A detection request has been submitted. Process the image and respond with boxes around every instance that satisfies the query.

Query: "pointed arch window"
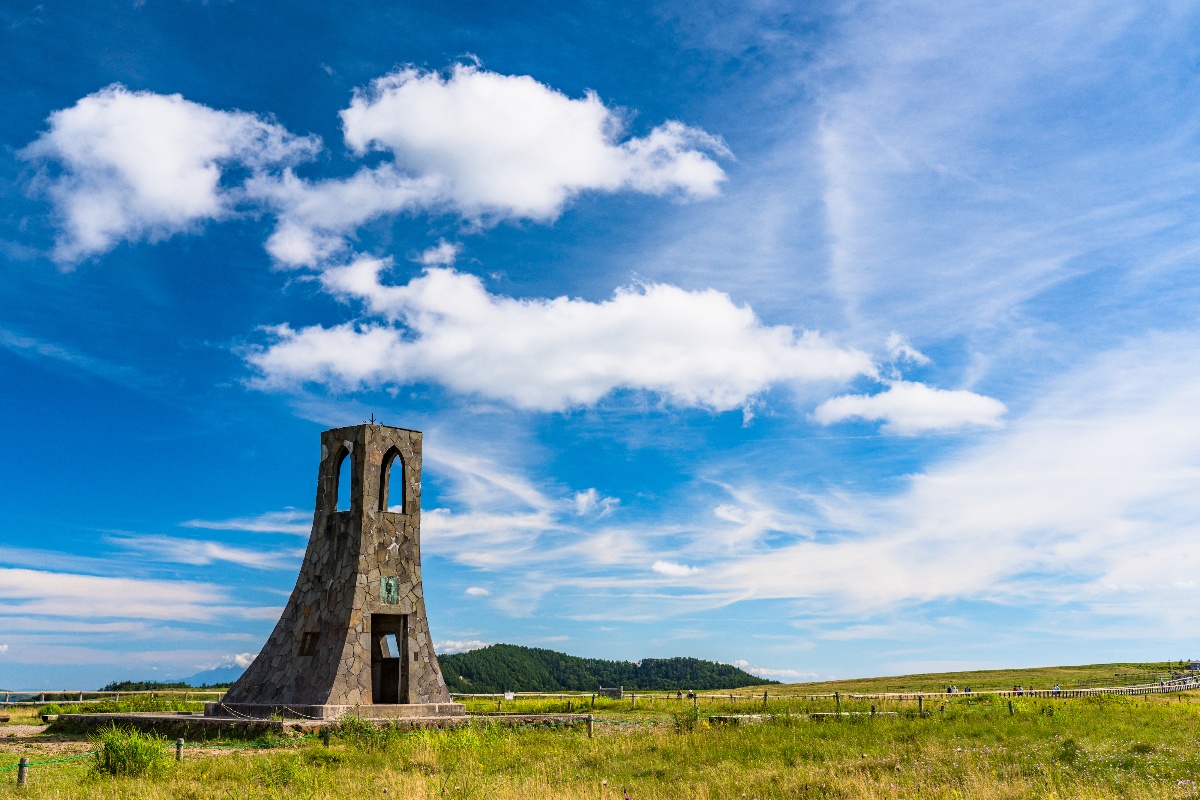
[335,448,352,512]
[380,447,405,513]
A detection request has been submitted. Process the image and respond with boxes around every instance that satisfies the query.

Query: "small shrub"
[1129,742,1155,755]
[254,755,307,788]
[302,748,344,767]
[340,715,400,751]
[1058,738,1080,765]
[39,703,62,716]
[767,712,800,728]
[91,724,171,778]
[673,708,701,732]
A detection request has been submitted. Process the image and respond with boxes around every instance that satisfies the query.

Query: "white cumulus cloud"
[812,380,1006,434]
[247,263,873,411]
[341,64,729,222]
[27,69,726,269]
[23,84,319,263]
[651,560,701,577]
[465,586,491,596]
[436,639,490,654]
[416,240,461,267]
[731,659,814,682]
[254,65,730,266]
[248,165,439,267]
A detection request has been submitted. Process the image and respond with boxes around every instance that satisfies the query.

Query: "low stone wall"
[204,701,466,721]
[52,711,589,736]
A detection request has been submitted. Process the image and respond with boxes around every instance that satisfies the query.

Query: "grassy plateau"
[2,662,1199,799]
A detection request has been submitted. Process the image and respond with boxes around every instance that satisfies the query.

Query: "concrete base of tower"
[204,701,467,722]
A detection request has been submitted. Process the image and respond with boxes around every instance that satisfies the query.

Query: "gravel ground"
[0,725,50,738]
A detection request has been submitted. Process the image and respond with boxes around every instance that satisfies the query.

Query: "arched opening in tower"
[335,449,352,512]
[380,448,405,513]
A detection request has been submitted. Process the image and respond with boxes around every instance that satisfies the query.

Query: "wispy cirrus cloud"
[108,534,305,570]
[574,488,619,517]
[410,330,1200,642]
[181,509,311,536]
[813,0,1200,345]
[0,567,271,622]
[689,332,1200,624]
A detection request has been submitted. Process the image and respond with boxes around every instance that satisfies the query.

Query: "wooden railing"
[1,690,225,706]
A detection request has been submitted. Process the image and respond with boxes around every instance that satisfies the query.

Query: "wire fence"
[5,678,1199,787]
[450,675,1200,705]
[7,674,1193,708]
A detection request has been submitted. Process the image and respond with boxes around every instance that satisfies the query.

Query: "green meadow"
[3,663,1199,799]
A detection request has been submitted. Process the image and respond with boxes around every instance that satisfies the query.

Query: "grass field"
[3,663,1199,799]
[768,662,1187,695]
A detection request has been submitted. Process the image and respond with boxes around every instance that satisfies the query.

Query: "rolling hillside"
[436,643,776,693]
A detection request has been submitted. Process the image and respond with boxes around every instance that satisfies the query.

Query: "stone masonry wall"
[222,424,452,708]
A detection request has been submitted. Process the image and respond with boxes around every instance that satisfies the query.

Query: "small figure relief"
[381,576,400,604]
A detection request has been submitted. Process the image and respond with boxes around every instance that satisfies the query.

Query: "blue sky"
[3,0,1200,689]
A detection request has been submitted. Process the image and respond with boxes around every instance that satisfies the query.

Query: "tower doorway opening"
[371,613,409,704]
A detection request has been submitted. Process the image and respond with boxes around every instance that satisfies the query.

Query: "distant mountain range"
[438,644,777,693]
[181,665,246,686]
[102,644,775,692]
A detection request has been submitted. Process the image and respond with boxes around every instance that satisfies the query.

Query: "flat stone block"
[206,701,467,721]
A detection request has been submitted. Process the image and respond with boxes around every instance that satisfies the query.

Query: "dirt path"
[0,725,49,738]
[0,724,96,759]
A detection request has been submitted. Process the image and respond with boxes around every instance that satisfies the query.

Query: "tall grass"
[5,692,1200,798]
[90,724,172,778]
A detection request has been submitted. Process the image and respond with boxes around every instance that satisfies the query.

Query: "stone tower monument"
[210,424,464,722]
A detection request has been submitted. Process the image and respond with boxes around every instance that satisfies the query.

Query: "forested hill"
[436,644,778,693]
